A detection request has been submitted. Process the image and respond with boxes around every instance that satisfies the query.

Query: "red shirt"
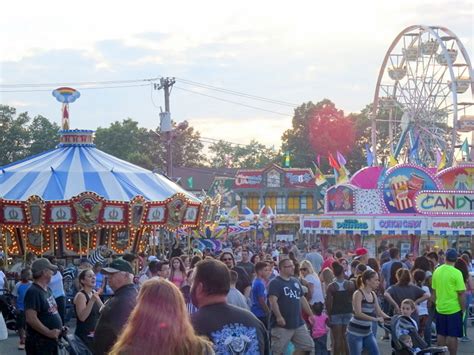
[321,257,335,271]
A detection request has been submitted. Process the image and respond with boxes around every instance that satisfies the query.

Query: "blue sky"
[1,0,472,148]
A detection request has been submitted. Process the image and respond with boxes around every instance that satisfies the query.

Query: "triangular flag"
[328,153,340,170]
[409,134,420,159]
[336,151,347,166]
[437,151,446,172]
[284,151,291,168]
[389,155,398,167]
[312,162,328,186]
[461,138,470,157]
[337,166,349,184]
[187,176,194,188]
[365,144,374,167]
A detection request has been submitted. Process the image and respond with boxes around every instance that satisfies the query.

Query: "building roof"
[173,166,238,191]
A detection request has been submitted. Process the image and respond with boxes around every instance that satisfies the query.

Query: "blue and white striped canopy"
[0,146,200,202]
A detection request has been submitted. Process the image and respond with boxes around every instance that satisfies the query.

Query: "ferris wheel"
[371,25,474,167]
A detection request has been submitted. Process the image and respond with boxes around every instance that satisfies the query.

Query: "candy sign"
[415,191,474,215]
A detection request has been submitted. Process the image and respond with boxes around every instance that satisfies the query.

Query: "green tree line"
[1,100,382,173]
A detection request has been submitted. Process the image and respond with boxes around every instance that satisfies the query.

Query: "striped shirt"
[347,290,376,337]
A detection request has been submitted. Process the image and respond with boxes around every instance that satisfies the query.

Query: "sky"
[1,0,473,150]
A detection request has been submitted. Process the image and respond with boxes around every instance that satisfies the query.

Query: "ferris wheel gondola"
[371,25,474,167]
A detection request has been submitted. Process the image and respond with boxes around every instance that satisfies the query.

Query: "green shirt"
[432,264,466,314]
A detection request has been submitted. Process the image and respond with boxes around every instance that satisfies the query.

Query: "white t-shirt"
[305,273,324,305]
[417,285,430,316]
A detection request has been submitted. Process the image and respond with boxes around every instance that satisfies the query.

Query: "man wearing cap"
[354,248,373,270]
[24,258,63,354]
[432,248,466,355]
[93,258,138,355]
[321,248,336,271]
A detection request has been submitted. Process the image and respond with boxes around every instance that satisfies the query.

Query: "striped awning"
[0,145,199,203]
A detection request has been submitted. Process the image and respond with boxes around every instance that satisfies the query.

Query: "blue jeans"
[463,293,473,337]
[346,332,380,355]
[314,334,328,355]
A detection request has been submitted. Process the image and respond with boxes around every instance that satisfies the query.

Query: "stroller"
[57,329,93,355]
[0,289,17,331]
[381,315,448,354]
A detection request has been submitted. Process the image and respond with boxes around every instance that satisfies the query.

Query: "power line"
[173,86,291,117]
[176,77,297,107]
[0,78,159,88]
[0,83,150,93]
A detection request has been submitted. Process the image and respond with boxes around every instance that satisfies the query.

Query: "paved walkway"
[1,321,474,353]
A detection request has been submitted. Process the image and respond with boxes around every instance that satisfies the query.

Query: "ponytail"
[357,269,377,289]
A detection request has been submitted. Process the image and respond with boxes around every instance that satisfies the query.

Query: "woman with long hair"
[169,257,187,288]
[455,257,474,342]
[384,268,429,315]
[109,278,213,355]
[299,260,324,305]
[347,270,389,355]
[73,268,103,351]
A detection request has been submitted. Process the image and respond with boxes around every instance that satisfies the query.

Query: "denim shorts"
[330,313,352,325]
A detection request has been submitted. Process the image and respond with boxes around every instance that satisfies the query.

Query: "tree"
[207,140,279,168]
[94,119,206,171]
[281,99,357,173]
[0,105,31,166]
[28,115,60,156]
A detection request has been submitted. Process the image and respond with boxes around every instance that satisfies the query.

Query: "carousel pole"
[23,230,27,263]
[86,231,90,259]
[0,228,6,265]
[79,231,82,258]
[40,229,44,257]
[50,227,55,256]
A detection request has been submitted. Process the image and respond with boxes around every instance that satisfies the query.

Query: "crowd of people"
[1,239,473,355]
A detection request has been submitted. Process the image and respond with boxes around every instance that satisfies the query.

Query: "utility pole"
[155,77,176,178]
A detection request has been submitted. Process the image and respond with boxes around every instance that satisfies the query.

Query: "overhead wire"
[175,77,298,107]
[173,86,291,117]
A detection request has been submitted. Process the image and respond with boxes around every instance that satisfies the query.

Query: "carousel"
[0,88,219,260]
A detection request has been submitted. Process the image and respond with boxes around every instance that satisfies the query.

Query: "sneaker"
[460,336,471,342]
[18,343,25,350]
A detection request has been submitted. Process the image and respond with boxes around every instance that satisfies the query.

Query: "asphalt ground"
[1,320,474,354]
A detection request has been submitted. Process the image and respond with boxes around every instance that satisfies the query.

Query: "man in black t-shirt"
[268,258,314,355]
[24,258,63,355]
[191,259,269,355]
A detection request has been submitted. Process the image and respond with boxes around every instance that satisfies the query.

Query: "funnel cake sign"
[415,191,474,215]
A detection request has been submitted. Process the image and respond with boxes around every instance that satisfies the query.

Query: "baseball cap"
[355,247,369,256]
[32,258,58,275]
[445,248,458,262]
[147,255,158,262]
[102,259,134,274]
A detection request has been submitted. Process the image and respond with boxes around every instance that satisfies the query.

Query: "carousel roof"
[0,130,199,203]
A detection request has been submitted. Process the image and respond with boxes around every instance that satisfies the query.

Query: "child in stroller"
[386,314,448,354]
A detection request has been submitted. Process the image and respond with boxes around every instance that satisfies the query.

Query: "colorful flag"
[437,151,446,172]
[389,154,398,167]
[337,166,349,184]
[312,162,327,186]
[365,144,374,167]
[336,151,347,166]
[328,153,340,170]
[187,176,194,188]
[409,134,420,159]
[284,151,291,167]
[461,138,470,157]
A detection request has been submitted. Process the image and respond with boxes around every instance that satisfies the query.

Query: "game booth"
[300,163,474,257]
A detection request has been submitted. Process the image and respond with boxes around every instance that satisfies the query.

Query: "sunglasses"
[300,268,308,271]
[222,258,232,261]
